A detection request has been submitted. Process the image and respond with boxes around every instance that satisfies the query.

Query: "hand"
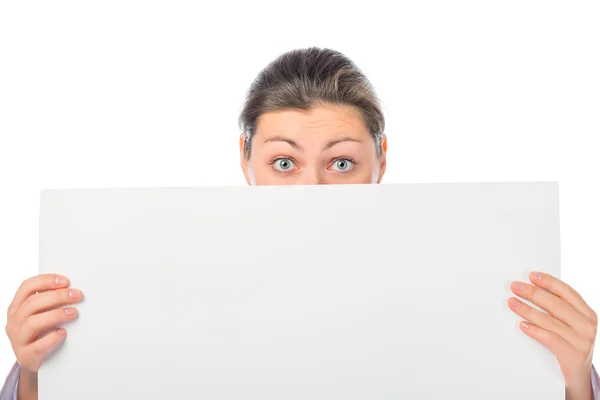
[509,272,597,400]
[4,274,83,399]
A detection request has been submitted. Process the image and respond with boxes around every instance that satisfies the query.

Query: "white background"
[0,0,598,378]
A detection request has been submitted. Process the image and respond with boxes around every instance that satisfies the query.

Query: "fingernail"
[55,276,67,285]
[57,328,67,336]
[521,322,530,329]
[512,281,525,292]
[64,308,76,316]
[68,289,82,299]
[509,298,521,307]
[531,272,542,282]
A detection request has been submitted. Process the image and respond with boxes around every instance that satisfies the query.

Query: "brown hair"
[238,47,385,158]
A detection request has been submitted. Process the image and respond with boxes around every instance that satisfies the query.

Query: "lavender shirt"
[2,360,600,399]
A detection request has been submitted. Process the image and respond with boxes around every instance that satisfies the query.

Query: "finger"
[16,307,78,345]
[519,320,576,362]
[20,328,67,372]
[529,272,597,325]
[508,297,592,353]
[15,288,83,324]
[8,274,70,316]
[511,281,594,338]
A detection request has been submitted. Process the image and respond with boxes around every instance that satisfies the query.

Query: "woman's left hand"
[509,272,597,400]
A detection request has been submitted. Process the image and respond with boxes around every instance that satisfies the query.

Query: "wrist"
[17,368,38,400]
[565,371,593,400]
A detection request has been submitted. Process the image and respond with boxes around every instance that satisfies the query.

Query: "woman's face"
[240,104,387,185]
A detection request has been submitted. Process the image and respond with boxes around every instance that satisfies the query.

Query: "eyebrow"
[262,136,362,151]
[263,136,303,151]
[322,137,362,150]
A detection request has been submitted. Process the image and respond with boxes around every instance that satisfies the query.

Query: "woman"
[2,47,598,400]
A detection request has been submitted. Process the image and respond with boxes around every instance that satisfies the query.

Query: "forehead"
[254,104,370,141]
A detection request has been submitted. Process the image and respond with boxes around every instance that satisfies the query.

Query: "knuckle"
[520,304,532,317]
[5,321,16,338]
[574,336,594,355]
[19,297,34,315]
[587,324,597,341]
[525,322,538,334]
[549,316,562,329]
[524,284,536,297]
[18,279,28,292]
[532,327,546,341]
[7,304,17,317]
[45,273,56,284]
[46,274,62,288]
[542,274,550,287]
[591,310,598,327]
[56,307,70,321]
[19,275,37,292]
[21,317,36,333]
[584,339,594,354]
[61,288,72,302]
[48,288,69,304]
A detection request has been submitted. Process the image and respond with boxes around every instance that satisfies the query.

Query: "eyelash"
[268,156,358,171]
[268,156,297,174]
[331,157,357,166]
[268,156,296,165]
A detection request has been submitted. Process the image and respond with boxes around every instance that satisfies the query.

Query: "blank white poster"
[38,182,563,399]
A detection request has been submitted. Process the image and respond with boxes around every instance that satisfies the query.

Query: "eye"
[330,158,355,172]
[272,158,295,172]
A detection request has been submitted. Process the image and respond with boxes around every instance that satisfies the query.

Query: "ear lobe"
[239,134,246,155]
[377,135,387,184]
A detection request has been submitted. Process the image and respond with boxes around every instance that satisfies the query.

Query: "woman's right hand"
[5,274,83,374]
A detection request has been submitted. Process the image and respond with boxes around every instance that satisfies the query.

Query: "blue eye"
[331,159,354,172]
[273,158,295,172]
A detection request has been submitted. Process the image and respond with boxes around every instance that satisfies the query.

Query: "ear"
[377,135,387,184]
[239,134,252,185]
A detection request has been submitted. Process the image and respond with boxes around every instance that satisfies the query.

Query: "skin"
[240,104,386,185]
[509,273,597,400]
[5,275,82,400]
[5,104,597,400]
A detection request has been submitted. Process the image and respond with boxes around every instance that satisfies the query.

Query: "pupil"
[338,161,346,169]
[281,160,289,169]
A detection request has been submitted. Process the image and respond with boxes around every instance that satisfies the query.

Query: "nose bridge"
[299,164,323,185]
